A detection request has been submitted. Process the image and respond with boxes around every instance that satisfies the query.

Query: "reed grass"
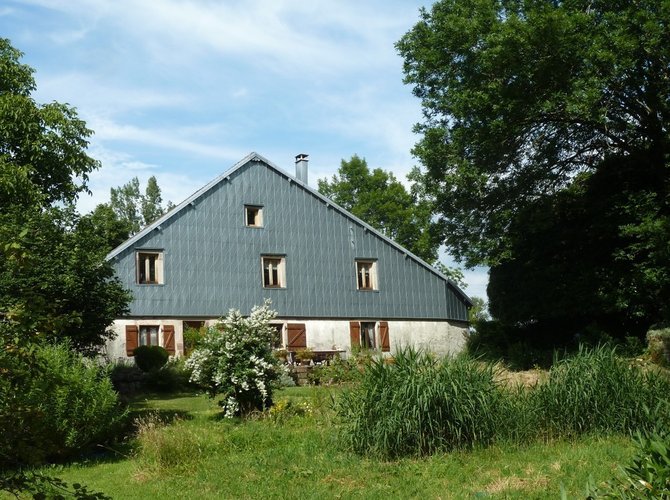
[337,346,670,459]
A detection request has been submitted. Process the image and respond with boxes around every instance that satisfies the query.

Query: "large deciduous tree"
[398,1,670,336]
[318,155,441,264]
[0,38,130,353]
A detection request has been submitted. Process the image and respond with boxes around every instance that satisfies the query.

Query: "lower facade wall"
[105,317,468,361]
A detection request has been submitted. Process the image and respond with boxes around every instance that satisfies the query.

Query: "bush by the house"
[0,340,127,466]
[133,345,169,372]
[145,358,195,393]
[186,300,280,418]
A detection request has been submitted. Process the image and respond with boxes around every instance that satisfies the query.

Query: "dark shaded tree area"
[398,0,670,341]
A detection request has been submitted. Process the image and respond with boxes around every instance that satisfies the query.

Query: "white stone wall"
[106,317,467,360]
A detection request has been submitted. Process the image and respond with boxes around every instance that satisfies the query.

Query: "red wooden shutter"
[125,325,138,356]
[287,323,306,351]
[349,321,361,348]
[379,321,390,352]
[163,325,175,355]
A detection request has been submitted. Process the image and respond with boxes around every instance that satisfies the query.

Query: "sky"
[2,0,488,300]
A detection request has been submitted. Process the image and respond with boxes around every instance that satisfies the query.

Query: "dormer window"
[245,205,263,227]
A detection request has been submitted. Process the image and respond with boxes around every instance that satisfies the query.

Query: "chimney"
[295,153,308,184]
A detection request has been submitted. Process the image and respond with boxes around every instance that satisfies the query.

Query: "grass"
[30,387,637,499]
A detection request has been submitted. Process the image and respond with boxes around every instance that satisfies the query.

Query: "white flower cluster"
[185,300,280,418]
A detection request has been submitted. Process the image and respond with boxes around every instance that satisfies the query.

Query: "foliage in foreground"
[0,337,127,466]
[337,346,670,459]
[186,300,280,417]
[589,431,670,499]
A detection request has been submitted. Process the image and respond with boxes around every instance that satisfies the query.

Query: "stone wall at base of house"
[105,317,468,361]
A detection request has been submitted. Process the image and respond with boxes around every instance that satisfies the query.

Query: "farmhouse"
[104,153,471,360]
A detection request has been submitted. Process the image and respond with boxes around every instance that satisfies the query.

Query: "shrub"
[532,345,670,438]
[647,327,670,367]
[0,341,127,465]
[144,358,195,393]
[336,348,508,458]
[133,345,169,372]
[183,326,207,357]
[186,300,280,418]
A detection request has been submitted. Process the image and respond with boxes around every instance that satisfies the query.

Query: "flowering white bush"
[185,300,280,418]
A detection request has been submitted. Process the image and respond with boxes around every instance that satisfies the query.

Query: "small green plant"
[646,327,670,367]
[272,348,289,362]
[186,300,280,418]
[265,398,312,424]
[588,431,670,498]
[134,413,213,476]
[295,348,314,364]
[183,326,207,357]
[133,345,169,372]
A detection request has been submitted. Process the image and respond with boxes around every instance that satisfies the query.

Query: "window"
[349,321,390,352]
[271,324,284,348]
[245,205,263,227]
[360,322,376,349]
[137,251,164,284]
[356,260,377,290]
[139,325,159,346]
[262,256,285,288]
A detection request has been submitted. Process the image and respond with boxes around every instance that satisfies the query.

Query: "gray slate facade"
[107,153,471,322]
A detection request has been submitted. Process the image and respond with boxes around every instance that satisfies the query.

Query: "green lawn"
[40,387,633,499]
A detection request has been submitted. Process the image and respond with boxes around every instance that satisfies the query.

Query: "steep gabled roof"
[106,152,472,307]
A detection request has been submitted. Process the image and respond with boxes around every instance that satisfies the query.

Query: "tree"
[398,1,670,334]
[318,155,441,264]
[84,203,134,252]
[108,175,172,236]
[397,0,669,267]
[0,38,130,353]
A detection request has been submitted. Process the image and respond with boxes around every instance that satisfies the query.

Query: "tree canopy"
[107,175,173,237]
[0,38,130,353]
[318,155,440,264]
[398,1,670,335]
[397,0,669,267]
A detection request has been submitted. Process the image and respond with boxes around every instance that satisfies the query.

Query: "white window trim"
[136,250,164,285]
[261,255,286,288]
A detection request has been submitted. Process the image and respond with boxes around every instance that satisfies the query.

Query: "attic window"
[356,260,377,291]
[245,205,263,227]
[137,251,164,284]
[262,256,285,288]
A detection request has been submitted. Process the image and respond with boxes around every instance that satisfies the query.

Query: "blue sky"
[2,0,488,299]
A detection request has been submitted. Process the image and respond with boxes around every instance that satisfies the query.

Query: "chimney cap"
[295,153,309,162]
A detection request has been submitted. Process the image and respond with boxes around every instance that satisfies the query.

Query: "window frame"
[261,255,286,289]
[138,325,160,347]
[355,259,378,291]
[244,205,264,228]
[136,250,164,285]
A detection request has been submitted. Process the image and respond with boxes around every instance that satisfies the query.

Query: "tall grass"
[337,346,670,459]
[533,345,670,438]
[336,348,507,457]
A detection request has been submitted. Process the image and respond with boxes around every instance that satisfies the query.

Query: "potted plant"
[273,348,289,363]
[295,348,315,366]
